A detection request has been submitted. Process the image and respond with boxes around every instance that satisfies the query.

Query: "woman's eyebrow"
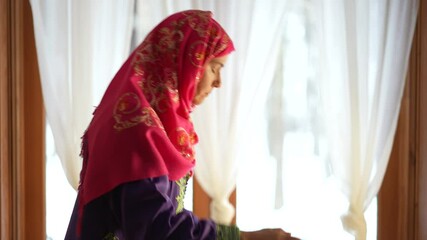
[211,60,224,68]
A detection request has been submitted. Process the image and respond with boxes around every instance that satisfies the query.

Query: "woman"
[65,10,297,240]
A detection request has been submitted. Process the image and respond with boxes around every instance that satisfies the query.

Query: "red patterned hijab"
[77,10,234,218]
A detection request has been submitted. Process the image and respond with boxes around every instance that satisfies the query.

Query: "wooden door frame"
[416,0,427,237]
[0,0,13,238]
[378,2,426,240]
[0,0,45,239]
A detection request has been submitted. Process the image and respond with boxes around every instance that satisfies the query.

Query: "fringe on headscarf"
[76,130,89,236]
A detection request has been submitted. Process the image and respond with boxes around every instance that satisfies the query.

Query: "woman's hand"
[240,228,300,240]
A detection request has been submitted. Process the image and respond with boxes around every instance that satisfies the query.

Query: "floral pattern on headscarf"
[113,10,234,160]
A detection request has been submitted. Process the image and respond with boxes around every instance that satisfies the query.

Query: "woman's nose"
[213,76,222,88]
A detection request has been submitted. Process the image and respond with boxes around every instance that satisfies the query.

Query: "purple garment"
[65,176,217,240]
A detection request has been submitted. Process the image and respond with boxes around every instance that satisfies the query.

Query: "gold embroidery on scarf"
[132,36,159,77]
[189,132,198,145]
[176,130,189,146]
[158,27,184,53]
[113,93,164,131]
[181,11,211,37]
[164,69,179,103]
[135,71,178,113]
[175,174,191,214]
[132,26,182,113]
[103,232,119,240]
[213,33,230,56]
[189,41,208,67]
[141,107,164,128]
[175,128,195,159]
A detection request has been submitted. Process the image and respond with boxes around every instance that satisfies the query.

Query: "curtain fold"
[192,0,289,225]
[314,0,419,239]
[30,0,135,189]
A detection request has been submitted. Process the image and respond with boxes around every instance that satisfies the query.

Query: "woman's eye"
[211,67,216,73]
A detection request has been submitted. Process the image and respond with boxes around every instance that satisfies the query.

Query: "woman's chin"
[192,97,205,106]
[192,100,202,106]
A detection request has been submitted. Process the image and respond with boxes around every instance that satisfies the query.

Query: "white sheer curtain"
[235,4,355,238]
[30,0,135,189]
[192,1,289,225]
[314,1,419,239]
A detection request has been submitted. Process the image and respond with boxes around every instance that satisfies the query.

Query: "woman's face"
[192,55,229,105]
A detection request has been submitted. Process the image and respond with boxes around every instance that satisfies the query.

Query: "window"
[236,6,377,240]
